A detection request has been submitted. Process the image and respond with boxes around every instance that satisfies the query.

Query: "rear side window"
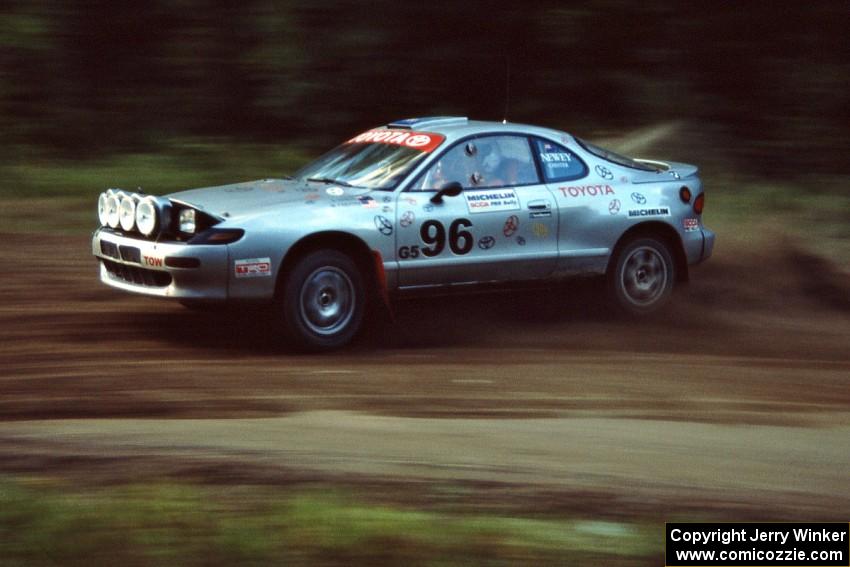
[533,138,587,182]
[575,138,659,172]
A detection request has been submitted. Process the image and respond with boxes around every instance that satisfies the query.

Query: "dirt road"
[2,231,849,518]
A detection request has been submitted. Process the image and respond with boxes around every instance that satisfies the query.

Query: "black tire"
[607,236,675,315]
[278,249,366,351]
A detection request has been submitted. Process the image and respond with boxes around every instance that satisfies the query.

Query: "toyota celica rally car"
[92,116,715,350]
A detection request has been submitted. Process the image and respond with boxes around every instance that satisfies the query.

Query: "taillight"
[679,186,692,204]
[693,193,705,215]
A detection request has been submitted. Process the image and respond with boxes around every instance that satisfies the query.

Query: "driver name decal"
[464,189,520,214]
[346,129,445,153]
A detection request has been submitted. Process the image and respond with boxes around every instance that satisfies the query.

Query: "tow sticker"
[141,255,163,267]
[235,257,272,278]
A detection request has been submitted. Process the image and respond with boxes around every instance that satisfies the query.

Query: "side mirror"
[430,181,463,204]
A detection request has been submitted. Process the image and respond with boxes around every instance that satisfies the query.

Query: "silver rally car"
[92,116,715,349]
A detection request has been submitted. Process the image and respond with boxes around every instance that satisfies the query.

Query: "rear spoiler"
[633,159,699,182]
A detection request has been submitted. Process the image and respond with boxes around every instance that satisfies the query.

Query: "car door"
[396,134,559,288]
[530,136,627,275]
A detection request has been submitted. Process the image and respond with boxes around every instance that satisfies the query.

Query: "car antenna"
[502,56,510,124]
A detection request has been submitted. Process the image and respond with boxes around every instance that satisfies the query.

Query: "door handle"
[527,200,551,210]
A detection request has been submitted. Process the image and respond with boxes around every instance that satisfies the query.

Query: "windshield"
[294,131,444,190]
[576,138,660,172]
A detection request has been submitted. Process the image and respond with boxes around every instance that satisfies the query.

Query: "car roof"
[383,116,573,144]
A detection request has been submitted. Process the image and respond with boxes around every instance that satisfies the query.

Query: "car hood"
[166,179,372,218]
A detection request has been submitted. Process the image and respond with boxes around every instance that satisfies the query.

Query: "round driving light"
[106,192,121,228]
[97,192,110,226]
[136,197,158,236]
[119,194,137,231]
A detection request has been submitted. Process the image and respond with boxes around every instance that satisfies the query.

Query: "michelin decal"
[465,189,520,214]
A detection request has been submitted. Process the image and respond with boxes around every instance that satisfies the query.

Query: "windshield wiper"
[306,177,353,187]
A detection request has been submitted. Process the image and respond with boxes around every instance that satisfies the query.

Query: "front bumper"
[680,222,715,266]
[92,228,229,300]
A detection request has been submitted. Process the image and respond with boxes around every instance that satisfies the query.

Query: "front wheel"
[607,237,675,315]
[278,250,366,351]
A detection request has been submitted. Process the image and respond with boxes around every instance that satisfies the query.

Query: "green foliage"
[0,140,310,199]
[0,2,847,175]
[705,177,850,265]
[0,140,311,233]
[0,478,657,566]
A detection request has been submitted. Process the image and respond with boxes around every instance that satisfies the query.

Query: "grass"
[703,176,850,266]
[0,140,310,201]
[0,477,658,566]
[0,141,310,234]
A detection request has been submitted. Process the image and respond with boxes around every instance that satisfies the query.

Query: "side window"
[410,135,540,191]
[533,138,587,183]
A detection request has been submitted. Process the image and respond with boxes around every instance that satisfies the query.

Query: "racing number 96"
[398,219,474,259]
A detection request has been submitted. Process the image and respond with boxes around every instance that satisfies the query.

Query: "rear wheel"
[278,249,365,350]
[607,237,675,315]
